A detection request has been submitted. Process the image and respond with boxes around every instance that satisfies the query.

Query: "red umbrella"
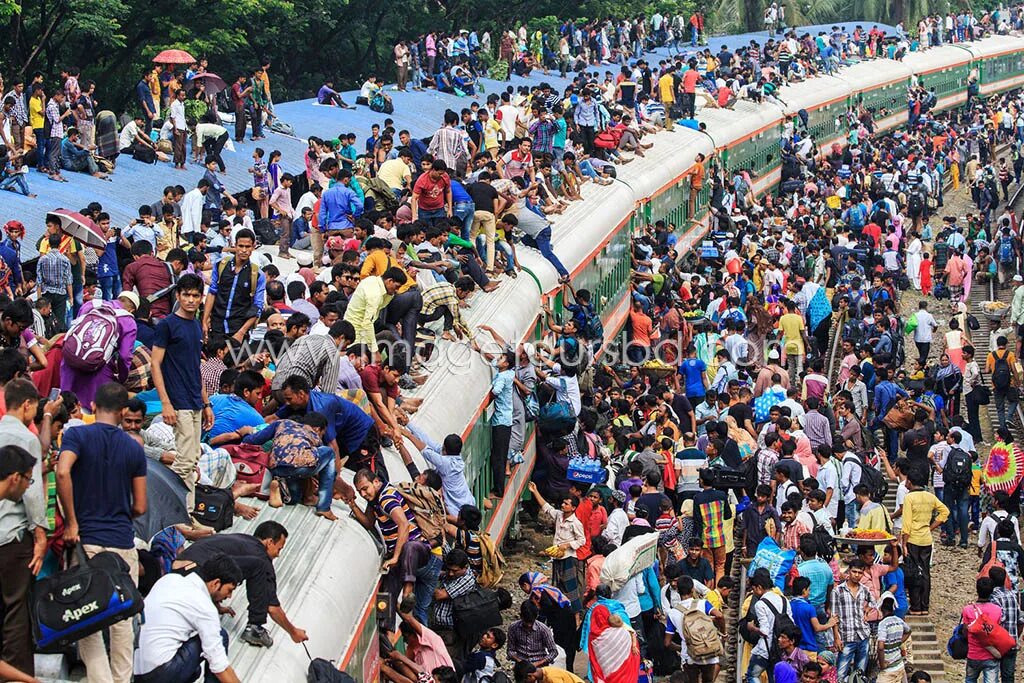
[185,72,228,96]
[46,210,104,249]
[152,49,196,65]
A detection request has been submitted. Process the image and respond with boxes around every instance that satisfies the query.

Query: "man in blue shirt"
[679,345,708,401]
[206,370,267,444]
[873,366,908,459]
[276,375,384,486]
[318,166,363,235]
[403,422,475,514]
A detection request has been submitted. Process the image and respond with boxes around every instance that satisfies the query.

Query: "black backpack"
[907,191,924,217]
[763,596,796,663]
[811,520,837,559]
[992,349,1012,391]
[739,594,761,644]
[842,319,865,344]
[943,448,973,491]
[193,484,234,531]
[844,453,888,503]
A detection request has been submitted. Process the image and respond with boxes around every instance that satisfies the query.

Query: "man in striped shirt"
[693,468,732,584]
[270,320,353,396]
[420,277,475,340]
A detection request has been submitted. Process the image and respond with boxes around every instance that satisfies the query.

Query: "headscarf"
[519,571,571,609]
[297,267,317,287]
[774,662,799,683]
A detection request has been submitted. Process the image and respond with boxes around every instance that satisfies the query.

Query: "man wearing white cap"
[875,592,910,683]
[1011,274,1024,358]
[753,349,789,397]
[59,292,139,411]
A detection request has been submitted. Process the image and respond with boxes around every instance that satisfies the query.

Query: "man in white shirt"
[978,491,1021,548]
[746,572,791,680]
[911,300,938,365]
[180,179,210,239]
[841,450,863,528]
[603,491,630,546]
[169,88,188,169]
[134,555,244,683]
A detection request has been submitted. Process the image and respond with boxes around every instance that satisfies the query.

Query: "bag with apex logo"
[31,546,144,652]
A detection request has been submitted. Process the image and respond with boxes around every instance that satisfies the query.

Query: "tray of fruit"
[833,530,896,544]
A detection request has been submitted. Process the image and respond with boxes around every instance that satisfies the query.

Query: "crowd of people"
[0,8,1022,683]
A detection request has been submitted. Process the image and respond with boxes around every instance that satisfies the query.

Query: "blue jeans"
[273,446,336,512]
[1000,649,1016,683]
[745,653,770,683]
[413,552,443,624]
[966,658,1000,683]
[418,207,447,224]
[134,630,227,683]
[837,638,869,682]
[479,236,516,274]
[99,275,120,301]
[945,489,970,545]
[0,173,30,195]
[845,500,859,528]
[521,226,569,278]
[453,201,474,240]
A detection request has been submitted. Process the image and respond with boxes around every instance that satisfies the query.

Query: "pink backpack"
[63,302,126,372]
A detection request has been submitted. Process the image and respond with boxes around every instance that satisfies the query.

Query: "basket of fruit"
[981,300,1010,322]
[833,529,896,545]
[641,359,675,380]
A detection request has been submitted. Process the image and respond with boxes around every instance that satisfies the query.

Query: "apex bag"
[64,302,130,372]
[31,546,144,652]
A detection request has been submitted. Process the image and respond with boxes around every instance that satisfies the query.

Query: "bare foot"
[235,502,260,520]
[482,282,500,293]
[302,496,318,507]
[315,510,339,521]
[269,480,283,508]
[233,482,261,498]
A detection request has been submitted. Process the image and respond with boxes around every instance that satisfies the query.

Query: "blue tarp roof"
[3,20,895,259]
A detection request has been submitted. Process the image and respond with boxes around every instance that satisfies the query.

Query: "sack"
[947,623,969,660]
[193,484,234,531]
[453,587,503,639]
[307,658,355,683]
[844,453,888,503]
[64,302,126,372]
[965,603,1017,657]
[682,602,724,658]
[971,384,991,406]
[132,145,156,164]
[253,218,279,245]
[883,400,915,431]
[977,540,1014,588]
[396,481,447,545]
[904,313,918,334]
[477,531,505,588]
[748,537,795,590]
[943,448,972,491]
[223,444,270,485]
[992,349,1012,391]
[31,546,144,653]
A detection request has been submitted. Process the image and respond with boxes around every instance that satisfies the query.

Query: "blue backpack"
[1000,236,1015,264]
[537,379,576,437]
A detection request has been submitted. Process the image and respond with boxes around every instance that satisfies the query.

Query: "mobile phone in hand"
[48,388,60,401]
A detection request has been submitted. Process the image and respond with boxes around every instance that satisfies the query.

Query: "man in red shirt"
[411,158,452,224]
[681,59,700,118]
[230,74,252,142]
[121,240,173,319]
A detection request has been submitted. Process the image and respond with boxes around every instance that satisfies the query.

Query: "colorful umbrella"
[152,49,196,65]
[983,442,1024,493]
[46,209,104,248]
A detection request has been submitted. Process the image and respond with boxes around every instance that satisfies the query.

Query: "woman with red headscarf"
[585,602,640,683]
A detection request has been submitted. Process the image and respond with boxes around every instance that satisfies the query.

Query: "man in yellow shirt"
[342,268,406,349]
[854,484,894,554]
[778,300,808,384]
[658,66,676,131]
[900,468,948,615]
[513,662,585,683]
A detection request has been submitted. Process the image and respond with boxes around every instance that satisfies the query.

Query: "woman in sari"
[584,601,640,683]
[935,352,964,418]
[907,231,924,290]
[519,571,579,670]
[944,317,969,372]
[694,321,722,389]
[962,251,974,302]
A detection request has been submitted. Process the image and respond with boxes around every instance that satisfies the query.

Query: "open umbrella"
[984,442,1024,493]
[153,49,196,65]
[133,460,191,542]
[46,209,104,248]
[185,72,228,96]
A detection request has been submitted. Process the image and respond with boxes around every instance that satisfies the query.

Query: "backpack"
[477,531,505,588]
[811,520,836,559]
[216,257,259,295]
[682,602,724,658]
[992,349,1012,391]
[999,236,1015,264]
[907,191,924,216]
[452,587,503,639]
[192,484,234,531]
[763,596,796,663]
[369,93,394,114]
[844,453,888,503]
[943,448,972,491]
[132,145,157,164]
[841,318,864,344]
[395,481,447,545]
[738,595,761,644]
[537,379,577,437]
[63,302,128,372]
[581,310,604,347]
